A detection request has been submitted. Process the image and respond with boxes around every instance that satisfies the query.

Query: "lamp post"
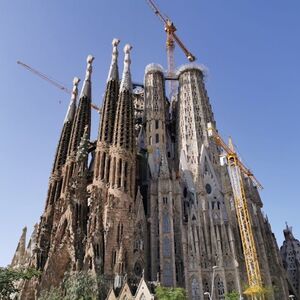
[289,295,295,300]
[211,265,218,300]
[204,291,212,300]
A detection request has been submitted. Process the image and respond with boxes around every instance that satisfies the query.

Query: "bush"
[155,286,187,300]
[225,290,240,300]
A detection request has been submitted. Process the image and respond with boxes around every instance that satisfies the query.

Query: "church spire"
[107,38,120,82]
[64,77,80,124]
[120,44,132,92]
[112,44,134,152]
[68,55,94,156]
[11,227,27,268]
[98,38,120,143]
[80,55,94,100]
[52,77,80,173]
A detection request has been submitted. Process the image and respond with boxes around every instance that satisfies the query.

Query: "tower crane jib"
[17,60,100,113]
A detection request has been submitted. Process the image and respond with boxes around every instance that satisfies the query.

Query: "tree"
[0,267,40,300]
[155,286,187,300]
[62,271,98,300]
[225,290,240,300]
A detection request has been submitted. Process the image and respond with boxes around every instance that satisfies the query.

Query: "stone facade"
[11,39,290,300]
[280,225,300,299]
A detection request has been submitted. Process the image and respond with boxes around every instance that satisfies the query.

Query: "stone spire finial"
[120,44,132,92]
[80,55,94,99]
[107,38,120,82]
[64,77,80,124]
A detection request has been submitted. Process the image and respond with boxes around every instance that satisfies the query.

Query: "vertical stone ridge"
[98,38,120,143]
[52,77,80,173]
[68,55,94,157]
[102,44,137,284]
[119,44,132,92]
[113,44,134,152]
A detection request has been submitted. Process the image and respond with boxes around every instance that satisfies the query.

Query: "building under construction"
[10,36,291,299]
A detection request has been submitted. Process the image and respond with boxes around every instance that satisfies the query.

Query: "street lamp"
[211,265,218,300]
[289,295,295,300]
[204,291,212,300]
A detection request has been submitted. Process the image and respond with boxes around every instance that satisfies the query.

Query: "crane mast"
[207,123,264,299]
[145,0,196,98]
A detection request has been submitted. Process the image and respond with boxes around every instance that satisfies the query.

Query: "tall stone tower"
[103,43,136,283]
[280,224,300,299]
[144,64,177,286]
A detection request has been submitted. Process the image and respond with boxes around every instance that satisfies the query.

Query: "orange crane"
[145,0,196,96]
[17,61,100,112]
[207,122,265,299]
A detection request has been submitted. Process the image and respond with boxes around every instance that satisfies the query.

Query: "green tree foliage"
[39,287,63,300]
[0,267,40,300]
[225,290,240,300]
[63,271,98,300]
[155,286,187,300]
[39,271,99,300]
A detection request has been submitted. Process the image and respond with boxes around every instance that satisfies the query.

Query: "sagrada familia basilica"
[10,38,299,299]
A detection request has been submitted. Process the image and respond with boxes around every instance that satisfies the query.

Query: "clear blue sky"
[0,1,299,267]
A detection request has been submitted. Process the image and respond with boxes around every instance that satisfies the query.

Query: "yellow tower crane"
[207,122,265,300]
[145,0,196,97]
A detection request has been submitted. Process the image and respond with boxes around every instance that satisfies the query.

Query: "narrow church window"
[96,243,100,257]
[156,134,159,143]
[163,237,171,257]
[118,159,122,187]
[117,223,123,244]
[106,157,110,182]
[112,250,116,266]
[149,136,152,145]
[163,213,170,233]
[163,262,173,286]
[155,119,159,129]
[124,162,128,190]
[101,152,106,180]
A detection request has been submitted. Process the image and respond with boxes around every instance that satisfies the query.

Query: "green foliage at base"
[39,287,63,300]
[39,271,106,300]
[155,286,187,300]
[225,290,240,300]
[0,267,40,300]
[63,271,98,300]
